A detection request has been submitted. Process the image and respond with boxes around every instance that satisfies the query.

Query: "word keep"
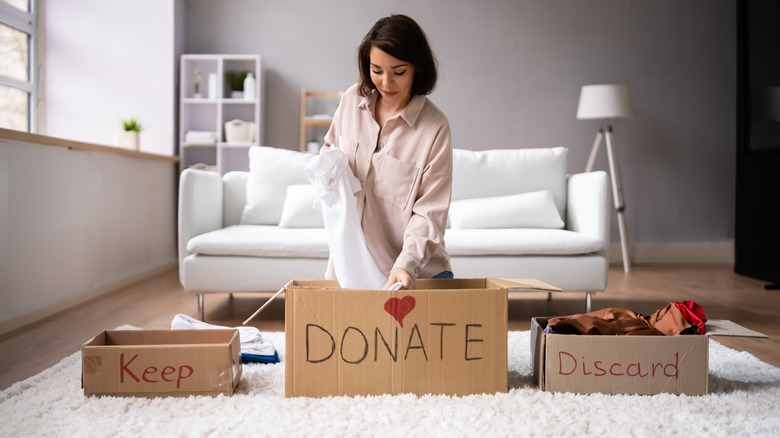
[119,353,194,388]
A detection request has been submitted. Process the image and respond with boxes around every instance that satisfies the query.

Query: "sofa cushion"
[188,226,601,258]
[240,146,317,225]
[448,190,564,229]
[278,184,324,228]
[187,225,329,258]
[452,147,568,214]
[444,228,603,256]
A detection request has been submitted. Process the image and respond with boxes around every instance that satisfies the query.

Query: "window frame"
[0,0,38,132]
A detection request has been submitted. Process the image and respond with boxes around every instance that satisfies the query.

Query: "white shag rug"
[1,329,779,437]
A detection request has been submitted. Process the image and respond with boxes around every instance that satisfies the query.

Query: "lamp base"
[586,125,631,273]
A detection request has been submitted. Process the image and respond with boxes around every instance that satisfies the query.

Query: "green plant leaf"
[121,117,143,132]
[225,70,249,91]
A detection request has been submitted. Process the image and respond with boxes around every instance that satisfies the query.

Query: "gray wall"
[184,0,736,246]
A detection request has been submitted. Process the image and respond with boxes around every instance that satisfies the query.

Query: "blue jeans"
[432,270,454,279]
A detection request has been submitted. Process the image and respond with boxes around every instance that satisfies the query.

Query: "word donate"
[305,322,486,364]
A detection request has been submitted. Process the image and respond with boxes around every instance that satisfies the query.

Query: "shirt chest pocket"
[373,154,420,210]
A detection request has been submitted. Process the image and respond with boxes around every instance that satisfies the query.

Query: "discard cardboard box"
[531,317,767,395]
[82,329,242,397]
[284,278,558,398]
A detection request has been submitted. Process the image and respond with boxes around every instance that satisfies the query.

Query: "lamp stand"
[585,125,631,273]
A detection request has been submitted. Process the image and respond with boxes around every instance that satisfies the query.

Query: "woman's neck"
[375,94,409,128]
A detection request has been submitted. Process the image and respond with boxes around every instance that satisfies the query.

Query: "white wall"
[184,0,737,247]
[43,0,177,156]
[0,0,182,334]
[0,140,177,333]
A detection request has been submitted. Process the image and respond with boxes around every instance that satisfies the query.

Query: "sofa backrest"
[225,146,570,227]
[452,147,568,214]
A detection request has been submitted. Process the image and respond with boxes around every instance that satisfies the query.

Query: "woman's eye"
[371,70,382,75]
[394,70,407,76]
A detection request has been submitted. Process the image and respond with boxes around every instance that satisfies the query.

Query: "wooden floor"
[1,264,778,391]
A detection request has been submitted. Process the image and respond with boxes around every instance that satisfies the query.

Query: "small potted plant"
[115,117,143,150]
[193,69,202,98]
[225,70,248,98]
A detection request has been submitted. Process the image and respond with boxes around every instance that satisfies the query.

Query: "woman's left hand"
[385,268,413,290]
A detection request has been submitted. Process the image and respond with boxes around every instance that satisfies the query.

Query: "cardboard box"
[531,317,767,395]
[82,329,242,397]
[284,278,558,398]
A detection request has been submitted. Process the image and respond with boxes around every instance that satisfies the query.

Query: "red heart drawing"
[384,296,416,327]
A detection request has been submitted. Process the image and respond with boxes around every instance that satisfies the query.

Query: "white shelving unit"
[179,54,262,174]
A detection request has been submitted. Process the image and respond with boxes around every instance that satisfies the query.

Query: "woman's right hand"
[384,268,413,290]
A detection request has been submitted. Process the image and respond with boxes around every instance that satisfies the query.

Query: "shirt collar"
[359,89,426,128]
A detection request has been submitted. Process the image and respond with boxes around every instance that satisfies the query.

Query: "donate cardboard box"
[280,278,558,398]
[82,329,242,397]
[531,317,767,395]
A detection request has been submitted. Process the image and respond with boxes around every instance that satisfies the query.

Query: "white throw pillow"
[278,185,324,228]
[448,190,564,229]
[452,147,568,214]
[240,146,317,225]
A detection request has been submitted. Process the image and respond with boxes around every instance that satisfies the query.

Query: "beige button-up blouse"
[324,84,452,280]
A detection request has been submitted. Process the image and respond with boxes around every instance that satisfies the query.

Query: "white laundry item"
[305,147,387,290]
[184,131,218,144]
[388,281,404,291]
[185,130,217,139]
[170,313,276,356]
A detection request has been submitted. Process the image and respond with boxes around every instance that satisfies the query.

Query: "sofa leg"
[229,293,234,300]
[197,293,205,321]
[547,292,553,302]
[585,292,592,313]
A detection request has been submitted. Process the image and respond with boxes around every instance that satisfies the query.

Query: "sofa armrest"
[566,171,611,257]
[178,169,224,284]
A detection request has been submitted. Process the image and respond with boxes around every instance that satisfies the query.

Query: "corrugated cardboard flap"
[492,278,561,292]
[706,320,768,338]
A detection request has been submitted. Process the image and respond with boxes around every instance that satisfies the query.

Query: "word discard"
[556,351,680,379]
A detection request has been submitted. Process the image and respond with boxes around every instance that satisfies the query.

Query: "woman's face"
[369,46,415,108]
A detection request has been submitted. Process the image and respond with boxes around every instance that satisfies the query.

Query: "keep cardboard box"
[531,317,767,395]
[82,329,242,397]
[283,278,559,398]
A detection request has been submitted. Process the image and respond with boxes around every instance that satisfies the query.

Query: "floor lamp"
[577,84,634,273]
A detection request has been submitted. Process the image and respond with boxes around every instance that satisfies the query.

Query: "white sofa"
[178,146,610,320]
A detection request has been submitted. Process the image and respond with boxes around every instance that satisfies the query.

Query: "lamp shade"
[576,84,634,120]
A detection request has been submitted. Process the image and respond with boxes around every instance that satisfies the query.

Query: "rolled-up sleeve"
[394,123,452,278]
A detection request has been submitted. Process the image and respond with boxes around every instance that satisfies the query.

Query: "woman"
[324,14,453,290]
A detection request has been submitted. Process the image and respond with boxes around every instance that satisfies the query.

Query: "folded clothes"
[171,314,279,362]
[184,131,218,143]
[242,351,280,364]
[185,130,218,138]
[545,301,707,336]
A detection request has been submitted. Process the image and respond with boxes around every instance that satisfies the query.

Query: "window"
[0,0,36,132]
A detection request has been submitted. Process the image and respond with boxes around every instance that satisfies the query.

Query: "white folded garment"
[305,147,387,290]
[170,313,276,356]
[186,130,217,138]
[184,131,218,142]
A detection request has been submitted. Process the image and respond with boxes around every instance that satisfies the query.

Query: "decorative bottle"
[244,73,256,100]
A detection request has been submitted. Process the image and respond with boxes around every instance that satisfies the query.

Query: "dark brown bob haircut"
[357,14,438,97]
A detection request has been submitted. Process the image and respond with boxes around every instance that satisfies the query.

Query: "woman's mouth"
[382,90,398,97]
